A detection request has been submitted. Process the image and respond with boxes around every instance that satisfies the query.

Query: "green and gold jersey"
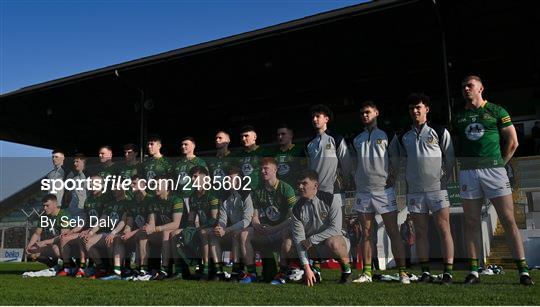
[252,180,296,226]
[97,162,118,179]
[207,151,233,180]
[238,146,267,190]
[189,191,220,228]
[100,200,128,233]
[273,143,306,186]
[173,156,208,196]
[116,162,139,200]
[139,156,173,181]
[453,101,512,169]
[128,193,153,230]
[41,209,71,239]
[84,193,109,224]
[149,194,184,226]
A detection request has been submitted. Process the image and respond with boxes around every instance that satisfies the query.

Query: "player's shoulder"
[325,129,345,144]
[316,190,334,208]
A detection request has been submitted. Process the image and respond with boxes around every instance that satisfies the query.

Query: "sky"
[0,0,365,200]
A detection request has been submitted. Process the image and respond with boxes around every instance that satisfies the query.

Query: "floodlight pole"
[432,0,452,125]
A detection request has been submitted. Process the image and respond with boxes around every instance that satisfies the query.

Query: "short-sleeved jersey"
[116,162,139,200]
[273,144,306,186]
[238,146,267,190]
[97,162,118,179]
[139,156,173,181]
[189,191,220,228]
[41,209,71,239]
[173,156,208,196]
[207,151,233,181]
[252,180,296,226]
[128,193,153,230]
[453,102,512,169]
[84,193,109,225]
[100,200,128,233]
[149,194,185,226]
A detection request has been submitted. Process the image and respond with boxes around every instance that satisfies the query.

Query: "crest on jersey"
[427,136,435,144]
[325,143,332,150]
[376,139,382,145]
[265,206,281,222]
[465,123,485,141]
[242,163,254,175]
[321,211,328,219]
[277,163,290,175]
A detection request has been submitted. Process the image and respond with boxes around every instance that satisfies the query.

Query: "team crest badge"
[325,143,332,150]
[427,136,434,144]
[321,211,328,219]
[376,139,382,145]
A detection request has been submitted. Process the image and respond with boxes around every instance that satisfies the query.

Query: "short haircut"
[52,149,65,155]
[298,169,319,182]
[216,130,230,138]
[123,143,138,152]
[73,153,87,160]
[147,134,162,143]
[310,104,333,121]
[360,100,378,110]
[131,174,141,181]
[41,193,57,203]
[181,136,196,144]
[406,93,430,107]
[277,124,293,133]
[462,75,483,84]
[260,157,278,167]
[227,166,242,176]
[240,125,256,134]
[190,165,208,177]
[99,145,112,152]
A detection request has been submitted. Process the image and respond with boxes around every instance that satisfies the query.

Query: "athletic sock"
[443,263,453,275]
[340,262,351,274]
[516,259,530,275]
[202,264,209,275]
[312,260,321,272]
[79,259,86,269]
[469,258,479,277]
[398,265,407,276]
[420,261,430,274]
[114,265,122,275]
[363,263,372,277]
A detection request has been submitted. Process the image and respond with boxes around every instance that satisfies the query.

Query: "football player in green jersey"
[120,175,151,274]
[139,175,184,280]
[239,157,297,283]
[25,194,69,272]
[182,166,221,280]
[81,180,128,279]
[274,124,306,186]
[238,125,266,190]
[139,134,173,182]
[174,136,208,198]
[454,75,533,286]
[208,131,232,180]
[97,145,117,179]
[117,144,139,199]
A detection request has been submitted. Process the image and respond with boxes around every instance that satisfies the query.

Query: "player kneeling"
[290,170,352,286]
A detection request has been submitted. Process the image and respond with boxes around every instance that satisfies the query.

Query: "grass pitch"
[0,262,538,305]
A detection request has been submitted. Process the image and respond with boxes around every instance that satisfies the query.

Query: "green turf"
[0,262,538,305]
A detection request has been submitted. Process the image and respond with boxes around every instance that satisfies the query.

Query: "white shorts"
[353,187,397,215]
[459,167,512,200]
[407,190,450,214]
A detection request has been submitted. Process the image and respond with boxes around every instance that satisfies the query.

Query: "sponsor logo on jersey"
[264,206,281,222]
[242,163,254,175]
[465,123,485,141]
[277,163,290,175]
